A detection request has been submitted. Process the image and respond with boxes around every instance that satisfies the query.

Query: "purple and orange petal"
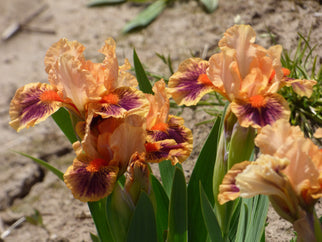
[231,93,290,128]
[218,161,251,205]
[91,87,149,119]
[168,58,215,106]
[64,158,119,202]
[9,82,62,131]
[281,77,317,97]
[145,115,193,164]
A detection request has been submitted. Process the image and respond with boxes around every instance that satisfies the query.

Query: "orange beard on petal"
[151,122,169,132]
[86,158,109,173]
[198,73,213,86]
[101,93,119,105]
[40,90,63,102]
[145,142,161,152]
[249,95,266,108]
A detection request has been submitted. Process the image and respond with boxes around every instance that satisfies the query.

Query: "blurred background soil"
[0,0,321,241]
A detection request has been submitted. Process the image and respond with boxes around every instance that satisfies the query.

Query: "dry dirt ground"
[0,0,321,241]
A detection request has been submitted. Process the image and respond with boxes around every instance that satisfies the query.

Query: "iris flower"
[168,25,316,128]
[218,119,322,217]
[144,80,193,165]
[9,38,148,132]
[64,115,146,202]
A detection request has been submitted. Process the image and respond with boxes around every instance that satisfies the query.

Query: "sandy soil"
[0,0,321,241]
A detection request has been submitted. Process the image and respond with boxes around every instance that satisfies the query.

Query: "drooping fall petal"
[64,158,119,202]
[168,58,216,106]
[281,78,317,97]
[231,93,290,128]
[9,82,63,131]
[145,115,193,164]
[90,87,149,119]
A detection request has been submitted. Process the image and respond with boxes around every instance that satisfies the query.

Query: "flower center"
[249,95,266,108]
[101,93,119,105]
[86,158,109,173]
[40,90,62,102]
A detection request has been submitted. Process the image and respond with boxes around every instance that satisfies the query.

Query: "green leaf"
[51,108,77,144]
[167,167,187,242]
[106,183,134,242]
[88,197,114,242]
[133,49,153,94]
[159,160,176,198]
[151,175,169,241]
[15,151,64,181]
[187,118,221,242]
[123,0,168,33]
[200,0,218,13]
[127,192,157,242]
[90,233,100,242]
[87,0,125,7]
[235,195,269,242]
[199,183,223,242]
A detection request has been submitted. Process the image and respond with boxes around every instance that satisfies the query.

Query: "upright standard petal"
[44,38,85,73]
[99,38,119,91]
[146,80,169,130]
[9,83,62,131]
[48,55,94,115]
[168,58,215,106]
[218,24,257,79]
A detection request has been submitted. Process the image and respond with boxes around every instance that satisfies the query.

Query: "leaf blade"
[123,0,168,33]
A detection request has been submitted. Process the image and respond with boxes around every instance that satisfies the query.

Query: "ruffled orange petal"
[218,24,257,79]
[255,119,303,156]
[44,38,85,74]
[9,82,62,131]
[99,38,119,92]
[168,58,215,106]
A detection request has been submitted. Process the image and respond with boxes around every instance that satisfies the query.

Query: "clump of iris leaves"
[87,0,219,33]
